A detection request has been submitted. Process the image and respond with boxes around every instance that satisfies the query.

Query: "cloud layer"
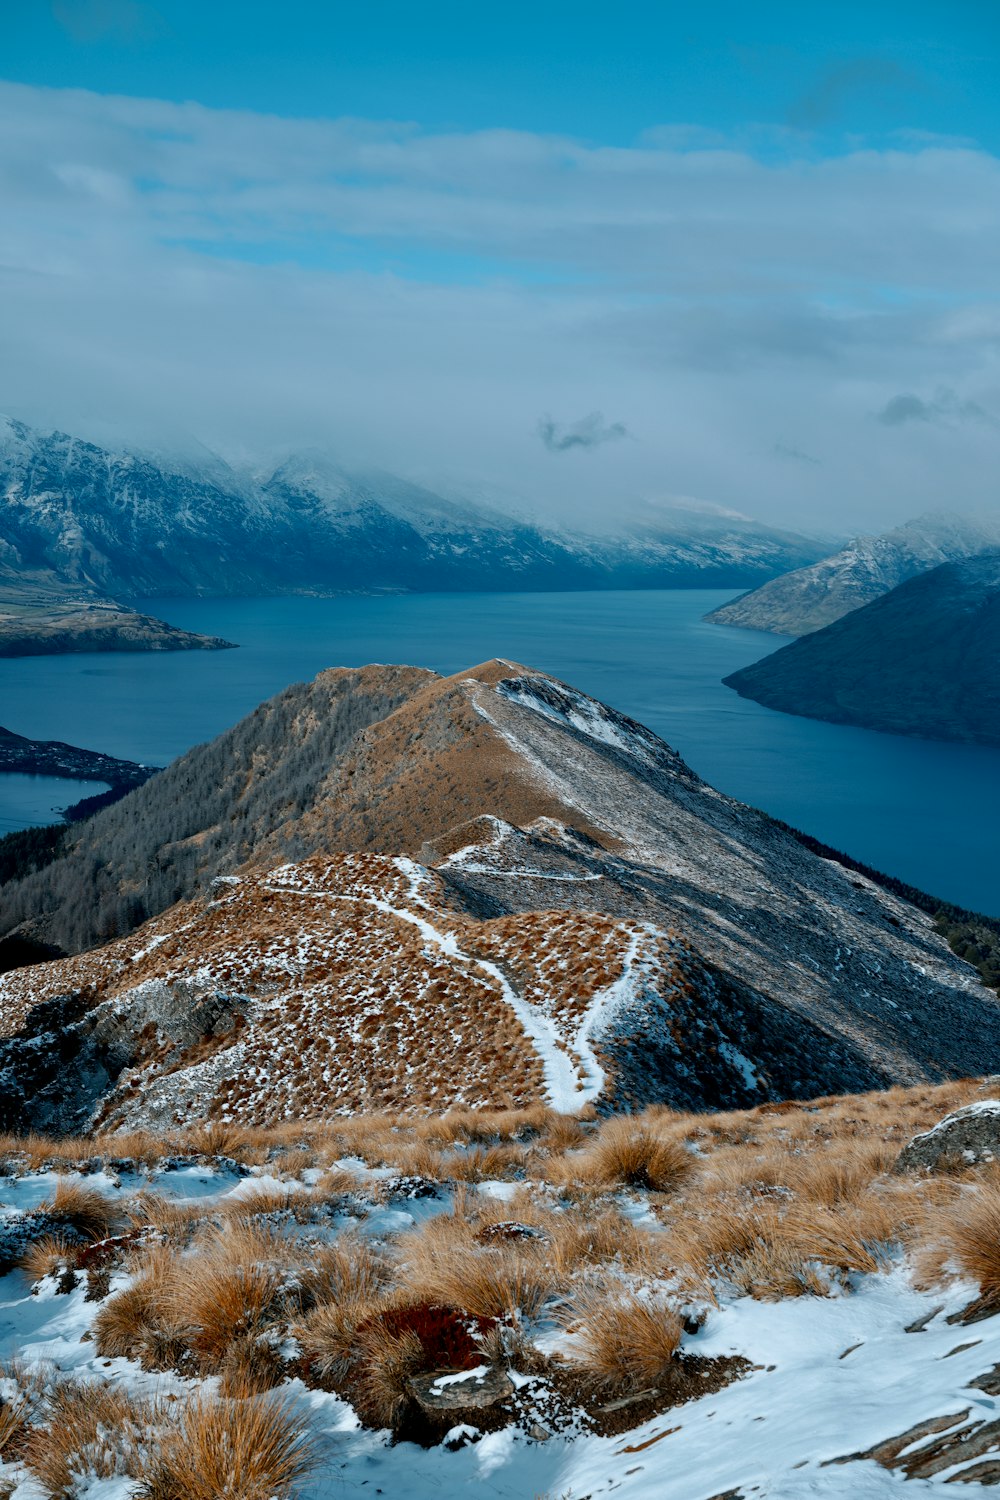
[1,80,999,531]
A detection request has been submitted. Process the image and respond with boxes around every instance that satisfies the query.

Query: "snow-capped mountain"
[0,416,826,598]
[706,511,1000,636]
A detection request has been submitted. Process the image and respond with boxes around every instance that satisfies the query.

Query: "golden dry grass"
[19,1234,76,1283]
[23,1381,162,1497]
[353,1324,424,1430]
[578,1116,693,1193]
[40,1178,120,1240]
[141,1391,315,1500]
[932,1179,1000,1307]
[558,1284,684,1390]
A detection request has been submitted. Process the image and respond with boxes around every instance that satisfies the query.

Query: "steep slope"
[0,416,825,598]
[723,554,1000,746]
[706,512,1000,636]
[1,660,997,1128]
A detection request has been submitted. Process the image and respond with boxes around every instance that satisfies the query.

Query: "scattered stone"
[442,1423,481,1450]
[970,1365,1000,1396]
[476,1221,548,1244]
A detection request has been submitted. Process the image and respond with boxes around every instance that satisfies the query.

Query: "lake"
[0,589,997,916]
[0,774,109,835]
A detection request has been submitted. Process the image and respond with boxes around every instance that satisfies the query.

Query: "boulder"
[894,1101,1000,1173]
[409,1365,514,1414]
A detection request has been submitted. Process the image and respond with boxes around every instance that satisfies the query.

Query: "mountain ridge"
[0,658,996,1130]
[0,415,826,599]
[723,553,1000,747]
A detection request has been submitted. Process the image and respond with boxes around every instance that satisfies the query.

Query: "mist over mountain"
[0,416,825,599]
[707,512,1000,637]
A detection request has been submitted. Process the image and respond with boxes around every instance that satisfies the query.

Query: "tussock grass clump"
[298,1295,387,1383]
[40,1179,120,1240]
[165,1228,287,1372]
[559,1285,684,1391]
[934,1180,1000,1308]
[142,1391,315,1500]
[177,1119,254,1160]
[19,1235,76,1284]
[23,1381,162,1497]
[298,1235,392,1309]
[0,1396,27,1460]
[581,1117,693,1194]
[400,1237,555,1320]
[92,1247,184,1367]
[350,1302,497,1430]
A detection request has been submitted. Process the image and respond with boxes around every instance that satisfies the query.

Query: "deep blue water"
[0,589,997,916]
[0,775,109,835]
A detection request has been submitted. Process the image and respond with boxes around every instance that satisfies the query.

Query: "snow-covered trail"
[262,864,589,1111]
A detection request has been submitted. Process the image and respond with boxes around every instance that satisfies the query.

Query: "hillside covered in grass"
[1,1080,1000,1494]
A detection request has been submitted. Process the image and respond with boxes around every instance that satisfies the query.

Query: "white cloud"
[1,80,999,532]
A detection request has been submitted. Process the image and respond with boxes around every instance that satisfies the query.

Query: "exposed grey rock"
[895,1101,1000,1173]
[409,1366,514,1413]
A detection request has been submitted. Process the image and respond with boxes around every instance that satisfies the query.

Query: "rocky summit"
[0,660,996,1133]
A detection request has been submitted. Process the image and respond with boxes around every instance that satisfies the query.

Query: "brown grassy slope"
[251,659,610,863]
[0,853,708,1124]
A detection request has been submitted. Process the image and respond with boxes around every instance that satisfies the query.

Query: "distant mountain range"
[706,512,1000,637]
[724,554,1000,747]
[0,659,994,1130]
[0,416,825,599]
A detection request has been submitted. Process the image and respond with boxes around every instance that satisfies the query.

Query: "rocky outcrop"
[895,1100,1000,1173]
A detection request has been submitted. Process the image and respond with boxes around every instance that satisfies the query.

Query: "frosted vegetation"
[0,1079,999,1495]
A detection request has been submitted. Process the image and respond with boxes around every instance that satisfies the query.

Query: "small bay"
[0,588,996,916]
[0,774,109,834]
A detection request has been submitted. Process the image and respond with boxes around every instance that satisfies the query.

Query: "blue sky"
[8,0,1000,146]
[2,1,999,532]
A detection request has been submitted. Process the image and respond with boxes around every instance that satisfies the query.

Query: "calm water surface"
[0,589,996,915]
[0,775,109,834]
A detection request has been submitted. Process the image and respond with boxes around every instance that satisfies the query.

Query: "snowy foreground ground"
[1,1124,999,1500]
